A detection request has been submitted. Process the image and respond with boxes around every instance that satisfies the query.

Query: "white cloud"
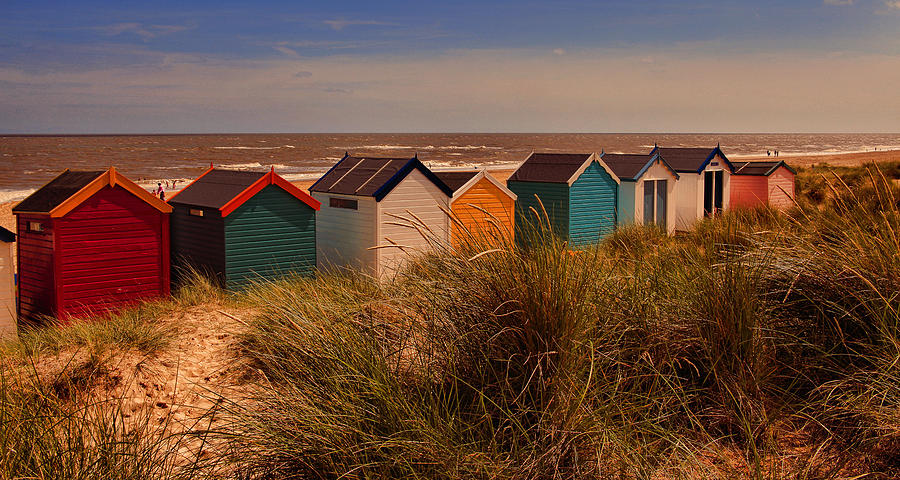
[884,1,900,8]
[824,0,855,5]
[552,48,566,56]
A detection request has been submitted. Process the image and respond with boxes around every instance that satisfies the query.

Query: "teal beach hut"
[168,167,321,290]
[506,152,619,246]
[600,151,680,235]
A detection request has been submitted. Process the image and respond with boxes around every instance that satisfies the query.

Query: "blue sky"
[2,1,899,133]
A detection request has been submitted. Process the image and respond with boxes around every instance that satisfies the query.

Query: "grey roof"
[732,161,796,176]
[600,153,653,180]
[507,153,592,183]
[433,171,480,192]
[169,169,266,209]
[13,170,106,214]
[309,155,453,200]
[654,147,715,173]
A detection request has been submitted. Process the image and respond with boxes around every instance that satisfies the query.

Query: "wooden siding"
[1,242,16,337]
[730,175,767,209]
[378,169,450,278]
[170,204,226,286]
[768,167,795,209]
[312,192,378,275]
[55,186,168,319]
[451,177,514,244]
[508,181,569,243]
[17,213,56,324]
[672,172,699,231]
[224,185,316,289]
[569,162,617,246]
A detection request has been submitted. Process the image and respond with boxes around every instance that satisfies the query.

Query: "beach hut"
[0,226,15,338]
[506,152,619,246]
[730,161,796,210]
[309,154,453,278]
[433,170,517,244]
[167,166,320,289]
[649,145,735,231]
[12,168,172,324]
[600,152,680,234]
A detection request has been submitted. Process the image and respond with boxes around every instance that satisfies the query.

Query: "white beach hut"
[650,145,735,231]
[0,226,15,338]
[600,152,680,235]
[309,154,454,278]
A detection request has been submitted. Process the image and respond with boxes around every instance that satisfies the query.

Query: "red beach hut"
[12,168,172,324]
[730,161,796,210]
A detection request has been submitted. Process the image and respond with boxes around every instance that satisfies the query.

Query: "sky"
[1,0,899,133]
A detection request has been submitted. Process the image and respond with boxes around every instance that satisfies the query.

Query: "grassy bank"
[2,166,899,478]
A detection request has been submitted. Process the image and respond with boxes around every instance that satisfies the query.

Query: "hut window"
[189,209,204,217]
[27,221,44,233]
[330,197,358,210]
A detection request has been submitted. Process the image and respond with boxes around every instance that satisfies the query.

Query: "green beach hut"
[507,152,619,246]
[168,166,321,289]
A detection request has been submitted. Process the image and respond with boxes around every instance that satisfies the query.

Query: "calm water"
[2,133,900,203]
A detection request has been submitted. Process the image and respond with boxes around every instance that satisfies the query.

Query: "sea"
[2,133,900,204]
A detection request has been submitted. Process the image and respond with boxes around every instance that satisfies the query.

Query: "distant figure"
[767,150,771,156]
[156,182,165,201]
[775,150,779,157]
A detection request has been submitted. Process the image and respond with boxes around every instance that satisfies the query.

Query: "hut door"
[704,171,724,216]
[643,180,667,230]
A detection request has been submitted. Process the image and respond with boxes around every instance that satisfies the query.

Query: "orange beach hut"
[433,170,517,243]
[730,161,796,210]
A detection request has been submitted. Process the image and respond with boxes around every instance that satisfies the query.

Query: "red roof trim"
[220,169,321,217]
[166,164,214,203]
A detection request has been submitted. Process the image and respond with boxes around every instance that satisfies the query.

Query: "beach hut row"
[6,147,794,328]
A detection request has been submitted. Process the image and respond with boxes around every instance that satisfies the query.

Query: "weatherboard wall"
[377,169,450,278]
[617,181,636,227]
[1,240,16,337]
[569,162,617,246]
[312,192,378,275]
[54,186,169,320]
[729,175,767,209]
[450,176,515,243]
[768,167,795,209]
[508,181,569,242]
[16,214,55,324]
[223,185,317,289]
[169,204,226,285]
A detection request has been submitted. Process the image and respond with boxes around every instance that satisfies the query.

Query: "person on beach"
[767,150,771,156]
[156,182,165,201]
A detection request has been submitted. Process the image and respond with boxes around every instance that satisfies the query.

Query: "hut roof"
[433,171,480,192]
[507,153,593,183]
[601,152,680,181]
[169,167,320,215]
[433,169,517,202]
[508,152,620,186]
[731,161,796,176]
[650,146,734,174]
[13,168,171,217]
[0,226,14,243]
[310,154,453,201]
[13,170,105,214]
